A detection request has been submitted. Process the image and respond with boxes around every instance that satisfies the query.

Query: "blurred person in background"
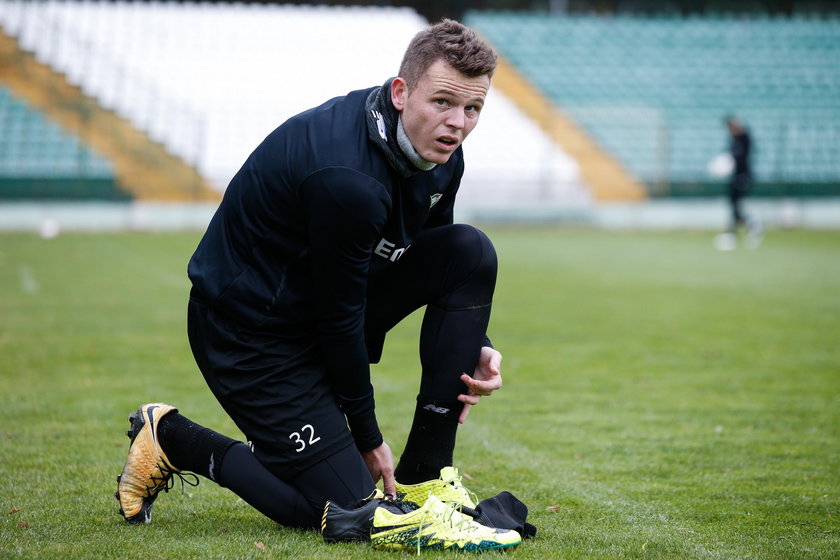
[716,115,763,250]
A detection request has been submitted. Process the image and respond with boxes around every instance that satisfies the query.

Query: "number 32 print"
[289,424,321,452]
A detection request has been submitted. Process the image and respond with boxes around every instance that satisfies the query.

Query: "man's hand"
[362,441,396,497]
[458,346,503,424]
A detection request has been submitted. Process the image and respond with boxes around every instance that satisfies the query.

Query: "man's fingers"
[484,347,502,373]
[459,403,472,424]
[382,472,396,497]
[461,374,501,395]
[367,466,383,484]
[458,393,480,406]
[476,379,502,394]
[489,356,502,375]
[456,348,503,425]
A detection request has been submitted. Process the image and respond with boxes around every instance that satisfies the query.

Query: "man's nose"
[446,109,465,129]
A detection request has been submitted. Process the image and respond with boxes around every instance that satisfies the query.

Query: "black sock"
[394,399,461,484]
[157,412,239,482]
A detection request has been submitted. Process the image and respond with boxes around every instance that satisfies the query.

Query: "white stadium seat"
[0,1,589,208]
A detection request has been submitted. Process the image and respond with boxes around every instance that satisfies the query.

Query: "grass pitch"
[1,228,838,559]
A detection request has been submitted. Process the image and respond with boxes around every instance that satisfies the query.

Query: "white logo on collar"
[372,110,387,141]
[430,193,443,208]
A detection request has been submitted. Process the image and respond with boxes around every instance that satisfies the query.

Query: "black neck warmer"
[365,78,437,178]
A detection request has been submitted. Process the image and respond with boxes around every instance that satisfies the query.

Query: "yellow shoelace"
[414,489,477,555]
[440,470,478,510]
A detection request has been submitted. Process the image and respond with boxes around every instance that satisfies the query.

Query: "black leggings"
[194,224,497,527]
[728,173,751,230]
[217,442,373,529]
[366,223,497,401]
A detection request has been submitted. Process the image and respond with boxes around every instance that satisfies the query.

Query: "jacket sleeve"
[299,167,391,452]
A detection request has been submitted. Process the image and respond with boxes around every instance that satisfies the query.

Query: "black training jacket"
[188,84,464,450]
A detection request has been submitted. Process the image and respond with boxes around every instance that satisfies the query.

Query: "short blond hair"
[398,19,497,90]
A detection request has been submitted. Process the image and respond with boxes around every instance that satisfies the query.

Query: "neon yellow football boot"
[396,466,477,509]
[114,403,195,523]
[322,493,521,552]
[371,494,520,552]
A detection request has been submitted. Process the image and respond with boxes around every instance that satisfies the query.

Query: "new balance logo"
[372,110,387,141]
[423,404,449,414]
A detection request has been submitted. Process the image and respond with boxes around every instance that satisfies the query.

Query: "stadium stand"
[0,23,217,202]
[465,12,840,197]
[0,1,590,208]
[0,85,124,199]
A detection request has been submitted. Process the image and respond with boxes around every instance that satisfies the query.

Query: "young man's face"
[391,59,490,165]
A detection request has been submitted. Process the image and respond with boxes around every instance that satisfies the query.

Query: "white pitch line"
[19,265,39,295]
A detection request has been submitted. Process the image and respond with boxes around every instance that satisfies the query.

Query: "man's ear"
[391,77,407,111]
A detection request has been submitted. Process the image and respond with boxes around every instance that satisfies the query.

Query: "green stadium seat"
[466,11,840,195]
[0,86,120,199]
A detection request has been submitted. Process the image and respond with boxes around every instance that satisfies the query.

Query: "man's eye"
[435,99,448,106]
